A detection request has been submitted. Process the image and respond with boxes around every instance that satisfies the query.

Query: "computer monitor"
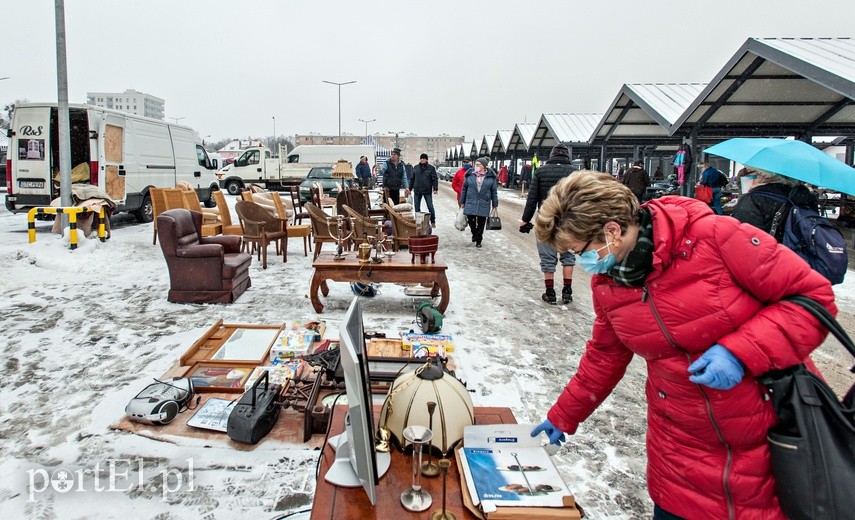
[324,297,391,505]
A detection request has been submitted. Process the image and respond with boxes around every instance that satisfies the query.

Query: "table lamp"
[332,159,354,190]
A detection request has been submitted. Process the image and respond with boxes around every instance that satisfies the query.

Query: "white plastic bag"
[454,208,467,231]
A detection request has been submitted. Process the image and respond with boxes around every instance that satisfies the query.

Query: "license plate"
[18,180,45,189]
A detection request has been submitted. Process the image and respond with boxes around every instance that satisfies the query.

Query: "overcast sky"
[4,0,853,142]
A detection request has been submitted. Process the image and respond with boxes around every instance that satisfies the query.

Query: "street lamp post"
[272,116,276,151]
[322,80,356,144]
[358,118,375,138]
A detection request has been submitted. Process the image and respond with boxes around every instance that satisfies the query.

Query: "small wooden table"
[309,251,450,313]
[311,406,516,519]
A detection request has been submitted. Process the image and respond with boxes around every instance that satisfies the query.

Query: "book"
[244,361,302,388]
[401,332,455,355]
[186,397,237,432]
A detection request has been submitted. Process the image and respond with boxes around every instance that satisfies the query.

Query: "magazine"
[186,397,237,432]
[244,360,301,388]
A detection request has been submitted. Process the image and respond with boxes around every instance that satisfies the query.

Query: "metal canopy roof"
[480,134,496,156]
[591,83,706,144]
[507,123,537,153]
[491,130,512,155]
[470,138,483,158]
[531,113,603,149]
[671,37,855,138]
[459,142,472,159]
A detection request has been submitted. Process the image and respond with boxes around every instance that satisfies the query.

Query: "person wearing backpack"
[731,169,847,284]
[699,162,727,215]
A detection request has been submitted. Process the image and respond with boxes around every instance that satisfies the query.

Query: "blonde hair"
[535,171,640,250]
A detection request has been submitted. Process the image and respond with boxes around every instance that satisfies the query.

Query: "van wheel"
[134,194,154,223]
[226,180,243,196]
[203,189,217,208]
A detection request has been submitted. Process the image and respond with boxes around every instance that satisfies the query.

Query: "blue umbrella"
[704,138,855,196]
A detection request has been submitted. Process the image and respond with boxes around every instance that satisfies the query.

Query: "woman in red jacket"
[531,171,836,520]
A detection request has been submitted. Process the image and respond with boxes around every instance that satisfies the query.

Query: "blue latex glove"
[688,344,745,390]
[531,419,566,446]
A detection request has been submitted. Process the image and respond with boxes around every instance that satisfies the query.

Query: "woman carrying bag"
[530,171,835,520]
[459,157,498,248]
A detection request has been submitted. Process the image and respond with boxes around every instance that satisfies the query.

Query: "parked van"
[217,143,376,195]
[4,103,219,222]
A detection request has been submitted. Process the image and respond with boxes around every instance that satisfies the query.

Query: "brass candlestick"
[430,458,455,520]
[422,401,440,477]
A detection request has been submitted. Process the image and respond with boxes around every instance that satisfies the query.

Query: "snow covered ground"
[0,184,853,519]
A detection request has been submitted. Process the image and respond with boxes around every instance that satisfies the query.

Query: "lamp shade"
[332,159,354,178]
[379,361,474,455]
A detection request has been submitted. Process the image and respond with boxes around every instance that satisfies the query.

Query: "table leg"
[435,273,450,314]
[320,280,329,297]
[310,272,325,313]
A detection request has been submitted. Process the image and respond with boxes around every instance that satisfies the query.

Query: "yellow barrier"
[27,206,107,250]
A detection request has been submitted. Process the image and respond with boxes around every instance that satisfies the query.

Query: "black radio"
[227,371,282,444]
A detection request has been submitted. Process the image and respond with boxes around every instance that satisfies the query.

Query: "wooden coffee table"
[309,251,450,313]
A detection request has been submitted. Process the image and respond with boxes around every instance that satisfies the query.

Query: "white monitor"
[324,297,390,504]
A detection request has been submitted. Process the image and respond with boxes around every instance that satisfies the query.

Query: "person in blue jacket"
[699,162,727,215]
[459,157,498,248]
[355,156,372,188]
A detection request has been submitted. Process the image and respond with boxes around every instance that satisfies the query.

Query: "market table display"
[309,251,450,313]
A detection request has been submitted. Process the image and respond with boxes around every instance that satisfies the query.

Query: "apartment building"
[295,133,464,165]
[85,89,165,120]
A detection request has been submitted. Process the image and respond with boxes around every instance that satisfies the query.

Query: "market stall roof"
[471,138,483,158]
[507,123,537,153]
[491,130,512,155]
[530,113,603,149]
[671,37,855,138]
[480,134,496,156]
[459,142,472,160]
[590,83,706,145]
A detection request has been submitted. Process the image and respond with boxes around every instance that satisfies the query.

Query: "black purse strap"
[783,295,855,372]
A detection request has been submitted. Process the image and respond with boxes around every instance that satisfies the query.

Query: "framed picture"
[180,321,284,366]
[183,363,254,393]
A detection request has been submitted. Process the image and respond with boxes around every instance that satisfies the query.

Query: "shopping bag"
[454,208,467,231]
[486,209,502,231]
[694,184,713,203]
[758,295,855,520]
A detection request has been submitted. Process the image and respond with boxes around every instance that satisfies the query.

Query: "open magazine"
[458,424,572,509]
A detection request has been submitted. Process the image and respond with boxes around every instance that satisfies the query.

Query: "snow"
[0,185,853,519]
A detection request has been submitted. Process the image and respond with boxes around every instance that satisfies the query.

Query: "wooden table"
[309,251,450,313]
[311,406,516,519]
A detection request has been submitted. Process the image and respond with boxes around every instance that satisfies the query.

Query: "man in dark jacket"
[519,143,577,304]
[355,156,372,188]
[412,153,439,226]
[622,160,649,201]
[380,148,409,205]
[731,169,819,242]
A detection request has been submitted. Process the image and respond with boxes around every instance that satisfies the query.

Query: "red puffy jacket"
[451,166,468,202]
[547,196,836,520]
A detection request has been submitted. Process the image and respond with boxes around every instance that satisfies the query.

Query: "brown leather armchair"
[157,209,252,303]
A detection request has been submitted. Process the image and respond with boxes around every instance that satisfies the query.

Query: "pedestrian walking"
[699,162,727,215]
[355,155,372,189]
[622,159,649,202]
[531,170,835,520]
[460,157,498,248]
[412,153,439,226]
[380,148,409,205]
[519,143,577,304]
[451,158,471,202]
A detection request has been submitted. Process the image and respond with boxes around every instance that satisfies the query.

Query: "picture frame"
[180,320,284,366]
[183,362,255,393]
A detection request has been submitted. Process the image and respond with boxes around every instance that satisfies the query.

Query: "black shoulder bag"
[758,295,855,520]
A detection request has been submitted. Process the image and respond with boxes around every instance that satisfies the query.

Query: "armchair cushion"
[157,208,252,303]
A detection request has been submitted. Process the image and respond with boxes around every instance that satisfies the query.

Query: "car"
[437,166,456,181]
[299,166,354,203]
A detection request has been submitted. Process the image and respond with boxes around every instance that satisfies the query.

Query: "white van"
[4,103,219,222]
[286,144,375,168]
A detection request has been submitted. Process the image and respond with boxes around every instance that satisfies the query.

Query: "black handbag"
[758,295,855,520]
[486,209,502,231]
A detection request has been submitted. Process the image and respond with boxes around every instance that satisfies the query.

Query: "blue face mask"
[576,243,616,274]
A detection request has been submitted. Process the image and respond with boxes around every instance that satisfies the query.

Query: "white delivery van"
[5,103,219,222]
[285,144,375,168]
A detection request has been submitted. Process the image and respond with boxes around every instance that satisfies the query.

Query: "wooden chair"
[311,184,336,213]
[336,189,369,218]
[342,205,382,246]
[288,185,309,225]
[150,187,167,245]
[182,191,222,237]
[305,202,345,260]
[270,192,294,226]
[382,202,418,251]
[234,200,287,269]
[213,190,243,235]
[162,188,187,211]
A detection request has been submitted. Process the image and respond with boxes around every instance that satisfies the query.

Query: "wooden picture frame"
[179,320,285,366]
[183,362,255,393]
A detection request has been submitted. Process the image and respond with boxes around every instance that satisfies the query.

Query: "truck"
[5,103,219,222]
[217,144,376,195]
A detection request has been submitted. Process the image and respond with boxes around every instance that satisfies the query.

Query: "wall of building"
[85,89,165,120]
[294,134,464,166]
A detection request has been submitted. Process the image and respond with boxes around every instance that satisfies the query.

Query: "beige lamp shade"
[332,160,354,178]
[379,361,474,455]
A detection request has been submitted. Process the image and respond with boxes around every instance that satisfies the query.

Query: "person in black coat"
[380,148,409,205]
[731,169,819,242]
[519,144,577,304]
[412,153,439,225]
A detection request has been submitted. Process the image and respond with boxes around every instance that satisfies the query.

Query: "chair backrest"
[183,190,203,212]
[288,185,305,211]
[336,189,368,217]
[342,204,379,243]
[163,188,187,210]
[213,190,234,227]
[157,208,202,257]
[150,187,167,222]
[310,185,322,207]
[382,202,416,240]
[270,192,291,222]
[235,200,282,236]
[305,201,336,238]
[240,190,254,202]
